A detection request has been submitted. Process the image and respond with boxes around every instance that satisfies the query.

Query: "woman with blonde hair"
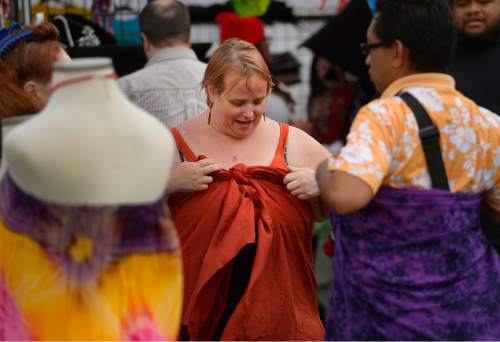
[169,38,327,340]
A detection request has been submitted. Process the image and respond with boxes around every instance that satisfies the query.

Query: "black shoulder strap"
[399,92,450,191]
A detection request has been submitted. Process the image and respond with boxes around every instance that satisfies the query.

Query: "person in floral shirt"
[316,0,500,340]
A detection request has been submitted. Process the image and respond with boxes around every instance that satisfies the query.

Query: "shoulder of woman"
[286,125,330,167]
[287,125,318,146]
[175,114,206,134]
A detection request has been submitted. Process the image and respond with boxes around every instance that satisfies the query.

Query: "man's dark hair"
[375,0,457,72]
[139,0,190,47]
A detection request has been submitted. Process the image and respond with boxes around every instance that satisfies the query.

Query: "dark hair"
[139,0,190,47]
[374,0,456,72]
[0,22,61,116]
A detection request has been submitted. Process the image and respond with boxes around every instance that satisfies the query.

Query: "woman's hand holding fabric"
[284,166,320,200]
[167,159,220,193]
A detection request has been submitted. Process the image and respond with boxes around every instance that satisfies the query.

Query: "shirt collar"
[381,73,456,98]
[147,46,199,66]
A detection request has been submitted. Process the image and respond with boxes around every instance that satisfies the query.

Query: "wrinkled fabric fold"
[326,187,500,341]
[0,173,183,340]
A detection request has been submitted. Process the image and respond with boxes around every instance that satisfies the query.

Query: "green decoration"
[231,0,271,17]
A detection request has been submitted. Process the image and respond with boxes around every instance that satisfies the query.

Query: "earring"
[208,103,213,125]
[263,112,266,121]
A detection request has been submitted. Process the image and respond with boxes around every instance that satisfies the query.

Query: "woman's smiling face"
[209,70,268,139]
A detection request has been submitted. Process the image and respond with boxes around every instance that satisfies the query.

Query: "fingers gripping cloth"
[0,22,36,58]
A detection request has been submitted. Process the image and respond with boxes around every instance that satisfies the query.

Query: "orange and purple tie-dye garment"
[0,173,182,340]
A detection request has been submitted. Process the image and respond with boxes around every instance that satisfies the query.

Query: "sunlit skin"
[208,70,268,139]
[453,0,500,38]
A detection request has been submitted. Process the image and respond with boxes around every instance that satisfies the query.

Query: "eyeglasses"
[359,41,389,56]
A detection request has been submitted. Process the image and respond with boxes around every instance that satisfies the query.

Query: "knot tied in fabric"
[229,164,251,185]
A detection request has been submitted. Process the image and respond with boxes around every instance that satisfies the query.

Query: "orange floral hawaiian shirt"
[330,73,500,211]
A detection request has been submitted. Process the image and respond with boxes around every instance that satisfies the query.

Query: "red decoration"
[323,238,334,257]
[337,0,349,13]
[319,0,328,11]
[215,11,264,45]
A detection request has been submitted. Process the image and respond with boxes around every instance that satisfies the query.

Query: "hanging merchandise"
[269,52,301,85]
[367,0,376,14]
[308,58,360,144]
[301,0,374,96]
[337,0,349,13]
[112,10,140,45]
[1,0,8,26]
[31,0,91,23]
[216,11,264,45]
[319,0,348,13]
[319,0,328,11]
[51,13,116,48]
[230,0,270,17]
[112,0,146,45]
[302,0,376,141]
[91,0,114,35]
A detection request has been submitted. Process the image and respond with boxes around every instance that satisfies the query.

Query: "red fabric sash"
[169,124,324,340]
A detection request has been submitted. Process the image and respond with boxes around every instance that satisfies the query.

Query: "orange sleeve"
[329,99,399,194]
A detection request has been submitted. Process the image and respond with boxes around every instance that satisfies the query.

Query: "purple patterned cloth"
[326,187,500,341]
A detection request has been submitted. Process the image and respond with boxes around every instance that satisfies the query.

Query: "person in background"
[0,22,70,162]
[0,22,70,118]
[301,0,375,146]
[169,38,327,340]
[215,11,311,131]
[449,0,500,257]
[117,0,218,194]
[449,0,500,114]
[316,0,500,339]
[118,0,207,128]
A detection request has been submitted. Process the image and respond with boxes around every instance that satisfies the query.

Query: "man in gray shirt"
[119,0,218,193]
[118,0,207,128]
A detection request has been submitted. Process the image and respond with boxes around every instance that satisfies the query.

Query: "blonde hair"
[202,38,274,105]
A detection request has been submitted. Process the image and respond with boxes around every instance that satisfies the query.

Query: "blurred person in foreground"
[316,0,500,339]
[168,38,328,340]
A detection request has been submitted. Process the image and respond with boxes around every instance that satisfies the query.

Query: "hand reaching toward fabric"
[167,158,220,193]
[283,166,320,200]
